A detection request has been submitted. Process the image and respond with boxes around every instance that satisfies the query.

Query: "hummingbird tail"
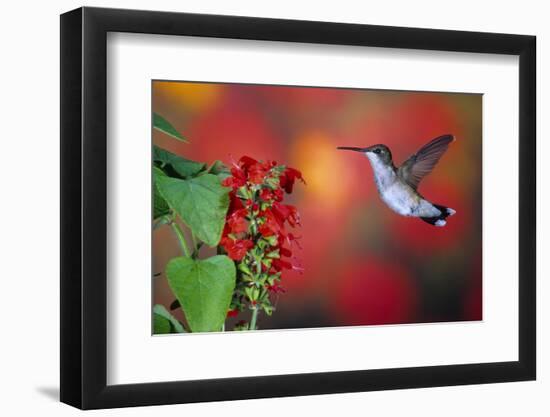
[420,204,456,227]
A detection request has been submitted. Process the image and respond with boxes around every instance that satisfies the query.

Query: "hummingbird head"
[337,144,393,165]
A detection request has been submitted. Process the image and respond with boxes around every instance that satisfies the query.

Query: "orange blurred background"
[153,80,482,330]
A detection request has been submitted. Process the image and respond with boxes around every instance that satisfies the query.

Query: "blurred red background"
[153,81,482,329]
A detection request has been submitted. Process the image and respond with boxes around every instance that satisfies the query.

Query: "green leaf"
[153,146,205,178]
[153,113,187,142]
[166,255,236,332]
[153,166,167,178]
[207,160,231,180]
[154,190,170,219]
[153,167,171,220]
[156,174,230,246]
[153,313,171,334]
[153,304,186,334]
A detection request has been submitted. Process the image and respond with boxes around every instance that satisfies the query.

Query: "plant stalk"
[171,221,190,257]
[250,306,258,330]
[248,256,262,331]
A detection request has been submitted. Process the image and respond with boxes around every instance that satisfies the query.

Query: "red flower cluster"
[221,156,304,267]
[219,155,305,320]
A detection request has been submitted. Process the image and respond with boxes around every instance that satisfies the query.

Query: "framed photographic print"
[60,6,536,409]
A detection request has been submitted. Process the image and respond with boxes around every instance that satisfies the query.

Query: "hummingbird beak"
[336,146,367,152]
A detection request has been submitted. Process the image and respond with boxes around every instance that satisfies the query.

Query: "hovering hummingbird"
[338,134,456,227]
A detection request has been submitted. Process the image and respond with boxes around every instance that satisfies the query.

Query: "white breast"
[379,184,416,216]
[366,153,440,218]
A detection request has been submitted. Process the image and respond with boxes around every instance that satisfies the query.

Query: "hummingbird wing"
[397,134,454,190]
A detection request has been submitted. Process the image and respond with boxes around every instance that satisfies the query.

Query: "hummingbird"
[337,134,456,227]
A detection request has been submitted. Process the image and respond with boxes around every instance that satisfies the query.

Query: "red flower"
[234,156,267,184]
[218,155,305,315]
[286,233,302,249]
[228,190,244,212]
[272,202,301,227]
[273,188,284,202]
[226,208,249,234]
[271,258,304,274]
[238,155,258,171]
[271,258,292,271]
[259,188,273,201]
[248,163,269,184]
[258,210,284,237]
[221,237,254,261]
[279,167,305,194]
[222,166,246,189]
[279,246,292,257]
[266,282,286,293]
[277,233,301,248]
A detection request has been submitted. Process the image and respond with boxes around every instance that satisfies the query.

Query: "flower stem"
[171,221,190,257]
[190,231,201,259]
[250,306,258,330]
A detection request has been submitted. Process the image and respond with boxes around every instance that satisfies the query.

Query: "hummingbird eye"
[373,148,381,154]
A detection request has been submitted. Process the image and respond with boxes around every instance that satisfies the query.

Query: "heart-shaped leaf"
[156,174,230,246]
[153,304,186,334]
[153,113,187,142]
[153,146,205,179]
[166,255,236,332]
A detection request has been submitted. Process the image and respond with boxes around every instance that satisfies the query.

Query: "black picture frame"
[60,6,536,410]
